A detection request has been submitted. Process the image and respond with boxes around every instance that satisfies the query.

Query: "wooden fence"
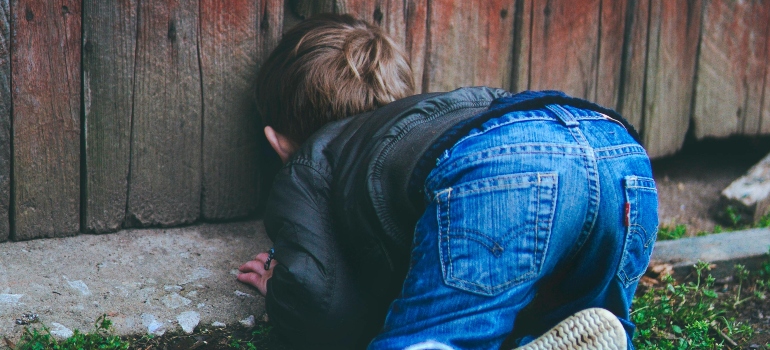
[0,0,768,241]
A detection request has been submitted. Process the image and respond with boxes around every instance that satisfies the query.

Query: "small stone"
[186,290,198,297]
[49,323,74,339]
[212,321,226,328]
[239,315,255,328]
[234,290,254,298]
[66,279,92,296]
[161,293,192,309]
[141,313,166,336]
[164,285,183,292]
[0,294,23,304]
[176,311,200,334]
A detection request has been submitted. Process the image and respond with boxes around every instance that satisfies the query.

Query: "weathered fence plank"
[11,0,81,240]
[82,0,137,233]
[200,0,282,220]
[616,0,649,131]
[642,0,702,158]
[527,0,601,99]
[0,0,9,241]
[694,0,770,139]
[596,0,627,110]
[127,0,202,227]
[404,0,428,92]
[421,0,515,92]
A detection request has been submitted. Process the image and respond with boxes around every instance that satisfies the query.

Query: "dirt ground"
[653,136,770,234]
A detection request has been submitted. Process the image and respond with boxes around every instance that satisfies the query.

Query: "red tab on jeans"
[624,203,631,226]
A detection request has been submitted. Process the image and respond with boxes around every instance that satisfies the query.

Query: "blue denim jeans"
[368,104,658,350]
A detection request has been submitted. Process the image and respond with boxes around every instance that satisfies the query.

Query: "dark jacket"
[263,87,639,349]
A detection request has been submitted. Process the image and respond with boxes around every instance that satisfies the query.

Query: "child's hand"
[237,252,278,297]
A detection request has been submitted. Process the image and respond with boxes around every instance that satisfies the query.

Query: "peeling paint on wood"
[11,0,81,240]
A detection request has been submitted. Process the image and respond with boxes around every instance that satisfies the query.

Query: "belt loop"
[546,104,579,127]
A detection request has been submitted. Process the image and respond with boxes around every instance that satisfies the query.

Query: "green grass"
[8,314,129,350]
[631,262,754,350]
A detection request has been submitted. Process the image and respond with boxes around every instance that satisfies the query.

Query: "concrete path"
[0,221,271,341]
[1,220,768,342]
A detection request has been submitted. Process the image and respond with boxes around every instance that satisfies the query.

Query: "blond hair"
[256,13,414,143]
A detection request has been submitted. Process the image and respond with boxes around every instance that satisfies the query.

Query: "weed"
[11,314,129,350]
[658,224,687,240]
[631,261,755,349]
[725,205,742,227]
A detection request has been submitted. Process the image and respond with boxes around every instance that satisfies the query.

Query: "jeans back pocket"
[618,176,658,287]
[436,172,557,296]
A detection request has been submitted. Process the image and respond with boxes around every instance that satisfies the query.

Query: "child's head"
[256,13,414,145]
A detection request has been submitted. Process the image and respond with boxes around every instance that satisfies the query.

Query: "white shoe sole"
[515,308,627,350]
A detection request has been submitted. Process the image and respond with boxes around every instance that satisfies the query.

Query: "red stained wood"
[422,0,515,92]
[11,0,81,240]
[616,0,649,132]
[694,0,770,139]
[126,0,202,227]
[527,0,601,99]
[82,0,138,233]
[405,0,428,92]
[0,0,8,241]
[200,0,282,220]
[643,0,702,158]
[596,0,627,109]
[510,0,532,93]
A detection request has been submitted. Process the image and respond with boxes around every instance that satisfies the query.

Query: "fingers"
[238,257,279,274]
[236,271,262,287]
[237,252,279,297]
[238,260,266,274]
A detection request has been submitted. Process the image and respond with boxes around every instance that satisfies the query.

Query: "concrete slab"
[719,152,770,225]
[651,227,770,279]
[0,221,271,341]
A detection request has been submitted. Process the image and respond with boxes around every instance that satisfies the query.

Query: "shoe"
[515,308,627,350]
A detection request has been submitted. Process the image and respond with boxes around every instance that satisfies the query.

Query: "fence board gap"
[127,0,202,227]
[83,0,137,233]
[11,0,81,240]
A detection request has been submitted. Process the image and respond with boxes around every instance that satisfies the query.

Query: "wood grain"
[200,0,282,220]
[422,0,515,92]
[616,0,649,132]
[82,0,137,233]
[127,0,202,227]
[11,0,81,240]
[596,0,627,109]
[527,0,601,99]
[694,0,769,139]
[0,0,9,241]
[643,0,702,158]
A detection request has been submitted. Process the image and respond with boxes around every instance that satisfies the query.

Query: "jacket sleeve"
[264,158,375,349]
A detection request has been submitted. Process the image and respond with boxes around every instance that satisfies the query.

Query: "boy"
[238,13,657,350]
